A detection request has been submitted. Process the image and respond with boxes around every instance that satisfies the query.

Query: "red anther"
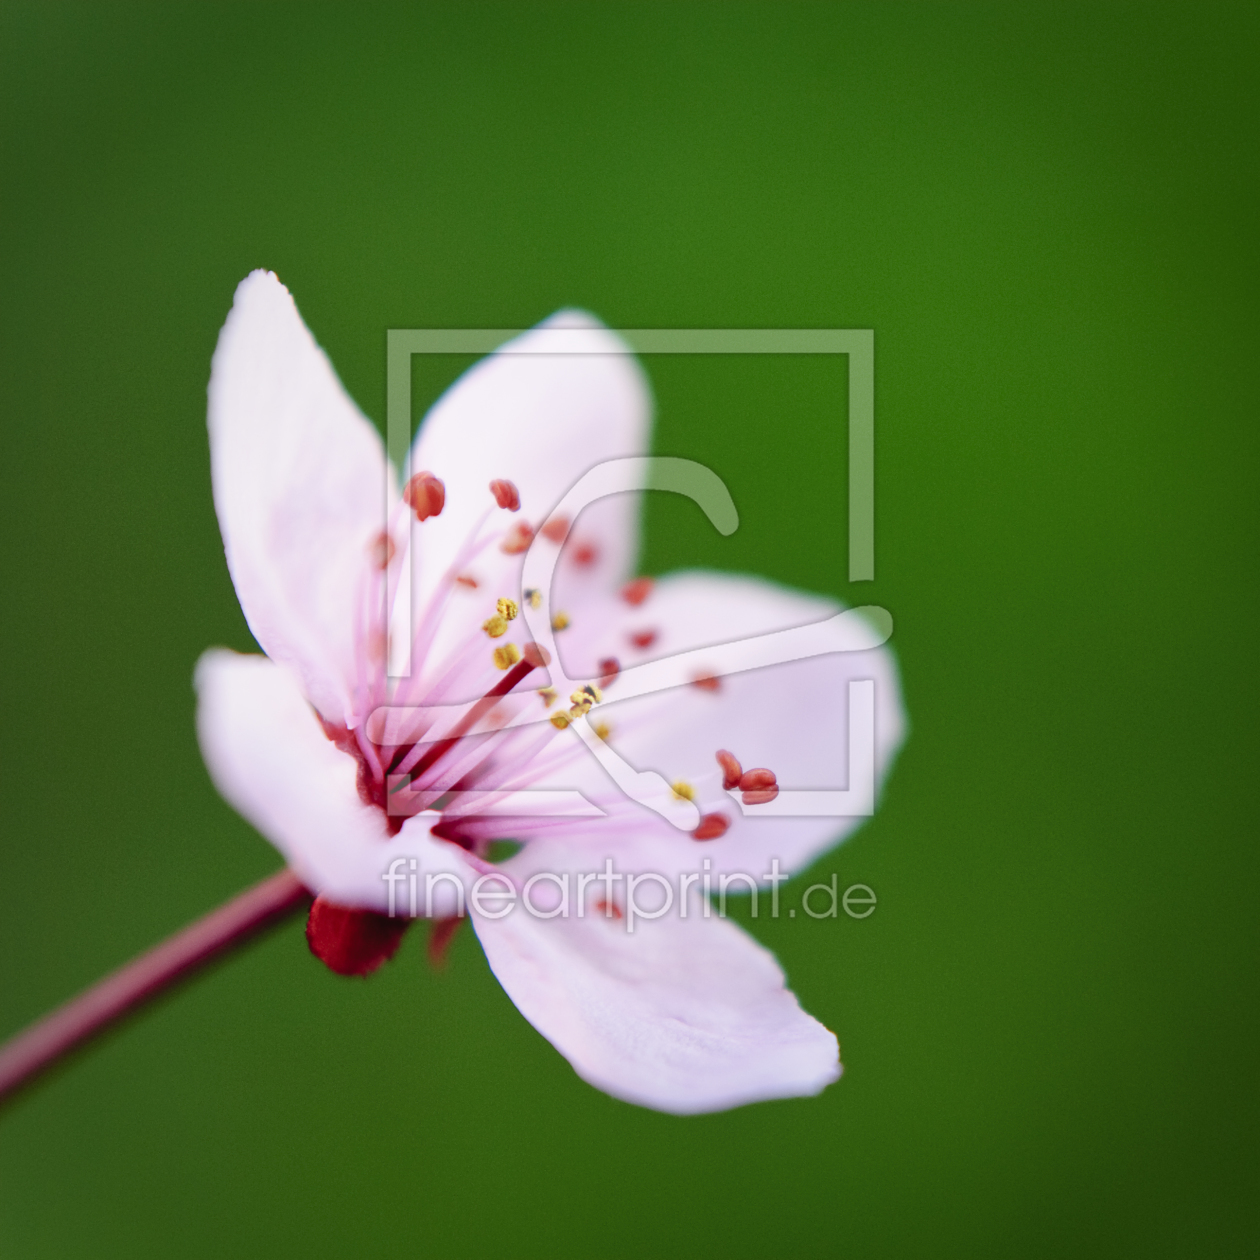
[489,479,520,511]
[742,785,780,805]
[454,573,479,588]
[572,541,598,566]
[523,641,552,668]
[369,530,396,570]
[306,896,410,976]
[621,577,654,606]
[716,749,743,790]
[598,657,620,686]
[629,629,657,650]
[403,471,445,522]
[540,515,570,543]
[739,767,777,791]
[692,812,731,841]
[594,897,624,920]
[501,521,535,554]
[691,673,720,692]
[427,916,465,968]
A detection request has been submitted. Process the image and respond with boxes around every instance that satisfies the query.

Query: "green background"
[1,3,1256,1256]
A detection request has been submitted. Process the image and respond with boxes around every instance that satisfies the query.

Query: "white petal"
[471,836,839,1114]
[194,649,472,915]
[407,312,652,621]
[545,570,908,878]
[208,271,392,727]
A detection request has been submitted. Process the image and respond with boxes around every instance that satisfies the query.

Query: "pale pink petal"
[542,570,907,879]
[208,271,394,727]
[407,312,652,625]
[194,649,471,915]
[470,834,840,1114]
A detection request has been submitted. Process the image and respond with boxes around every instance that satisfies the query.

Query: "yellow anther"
[593,721,612,741]
[538,687,558,707]
[497,597,519,621]
[551,611,570,631]
[549,710,572,730]
[482,614,509,638]
[671,780,696,802]
[524,588,542,609]
[569,684,602,709]
[492,643,521,670]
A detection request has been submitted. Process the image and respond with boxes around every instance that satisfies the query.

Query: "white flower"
[195,271,906,1114]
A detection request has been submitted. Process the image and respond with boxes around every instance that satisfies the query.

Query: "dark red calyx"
[306,896,410,976]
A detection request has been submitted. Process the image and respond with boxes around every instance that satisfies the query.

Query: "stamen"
[593,721,612,741]
[540,515,569,543]
[524,588,542,608]
[549,710,572,730]
[551,612,571,631]
[572,541,598,566]
[493,643,522,670]
[497,597,519,620]
[570,682,603,707]
[539,687,558,707]
[455,574,479,589]
[671,780,695,801]
[716,749,743,790]
[523,641,551,667]
[594,897,623,920]
[598,657,620,686]
[692,813,730,841]
[489,479,520,511]
[482,614,509,638]
[691,673,720,692]
[739,767,779,805]
[501,521,534,554]
[403,471,446,522]
[629,629,657,649]
[621,577,654,606]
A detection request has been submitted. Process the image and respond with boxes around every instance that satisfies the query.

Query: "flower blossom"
[195,271,906,1113]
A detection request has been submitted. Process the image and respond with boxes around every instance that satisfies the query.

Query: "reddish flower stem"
[0,867,310,1106]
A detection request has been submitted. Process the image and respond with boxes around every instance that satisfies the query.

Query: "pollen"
[403,471,445,522]
[598,657,620,685]
[524,588,542,608]
[671,780,696,801]
[538,687,558,707]
[501,521,534,554]
[593,721,612,741]
[489,478,520,511]
[540,515,570,543]
[496,597,519,621]
[492,643,522,670]
[570,683,602,707]
[549,710,572,730]
[551,611,571,631]
[621,577,654,606]
[482,614,509,638]
[716,749,743,790]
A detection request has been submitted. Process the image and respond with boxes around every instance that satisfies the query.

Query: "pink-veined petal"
[407,312,651,630]
[194,649,471,915]
[540,569,907,878]
[208,271,394,727]
[470,834,839,1114]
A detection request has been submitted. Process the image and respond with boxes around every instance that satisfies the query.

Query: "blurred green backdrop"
[1,2,1256,1256]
